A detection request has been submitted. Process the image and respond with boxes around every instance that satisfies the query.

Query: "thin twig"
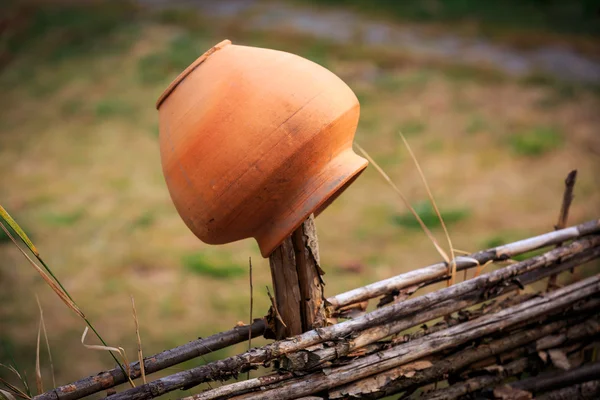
[547,170,577,291]
[131,296,146,385]
[35,317,42,395]
[35,296,55,389]
[247,257,253,381]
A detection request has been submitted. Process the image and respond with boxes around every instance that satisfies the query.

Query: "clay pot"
[157,40,367,257]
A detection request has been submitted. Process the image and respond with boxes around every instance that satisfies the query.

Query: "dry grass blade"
[35,318,42,395]
[0,378,29,400]
[355,144,450,263]
[398,132,456,286]
[80,328,136,388]
[0,206,39,256]
[0,388,18,400]
[1,207,128,377]
[266,286,287,328]
[247,257,253,380]
[35,296,55,389]
[0,364,30,399]
[131,296,146,385]
[0,222,85,319]
[475,260,494,277]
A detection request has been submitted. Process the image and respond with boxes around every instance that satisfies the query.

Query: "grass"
[41,211,84,227]
[392,201,470,230]
[138,33,210,85]
[297,0,600,35]
[398,119,427,136]
[94,98,134,119]
[374,70,433,93]
[465,115,488,135]
[182,252,246,279]
[508,126,564,156]
[1,1,138,73]
[131,211,156,229]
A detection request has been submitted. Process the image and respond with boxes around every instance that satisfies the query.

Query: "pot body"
[157,40,367,257]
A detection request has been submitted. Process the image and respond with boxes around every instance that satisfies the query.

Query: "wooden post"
[268,214,327,339]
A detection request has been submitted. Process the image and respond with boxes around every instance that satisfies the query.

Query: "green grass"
[374,70,432,93]
[60,99,85,117]
[398,119,427,136]
[508,126,564,156]
[392,201,470,230]
[1,1,138,66]
[41,210,84,227]
[442,65,506,84]
[302,42,332,67]
[182,252,246,279]
[466,115,488,135]
[131,211,156,229]
[297,0,600,35]
[94,97,134,118]
[137,33,210,84]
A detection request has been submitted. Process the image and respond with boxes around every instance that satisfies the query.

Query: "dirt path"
[138,0,600,83]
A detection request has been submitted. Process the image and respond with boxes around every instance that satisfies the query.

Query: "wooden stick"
[191,293,552,400]
[420,358,534,400]
[547,170,577,291]
[233,276,600,399]
[268,214,326,339]
[331,313,600,400]
[537,380,600,400]
[97,237,600,400]
[283,246,600,372]
[32,221,600,400]
[510,361,600,394]
[32,320,267,400]
[328,219,599,309]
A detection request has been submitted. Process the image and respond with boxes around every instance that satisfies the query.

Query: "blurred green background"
[1,0,599,397]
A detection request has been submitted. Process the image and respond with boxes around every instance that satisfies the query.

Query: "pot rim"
[155,39,232,110]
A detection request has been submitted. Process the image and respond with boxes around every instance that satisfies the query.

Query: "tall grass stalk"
[0,206,130,385]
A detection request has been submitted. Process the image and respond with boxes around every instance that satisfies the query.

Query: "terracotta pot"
[157,39,367,257]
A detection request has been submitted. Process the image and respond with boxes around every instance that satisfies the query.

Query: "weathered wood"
[32,320,267,400]
[537,380,600,400]
[419,358,533,400]
[510,361,600,394]
[284,247,600,372]
[331,314,600,399]
[291,216,327,332]
[328,219,600,309]
[190,294,531,400]
[268,214,326,339]
[32,221,600,400]
[227,276,600,399]
[548,170,578,290]
[100,237,600,400]
[269,235,303,338]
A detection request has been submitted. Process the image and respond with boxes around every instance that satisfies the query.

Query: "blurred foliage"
[301,0,600,35]
[392,201,470,230]
[138,33,211,84]
[41,210,84,227]
[182,252,246,279]
[0,0,139,69]
[508,126,564,156]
